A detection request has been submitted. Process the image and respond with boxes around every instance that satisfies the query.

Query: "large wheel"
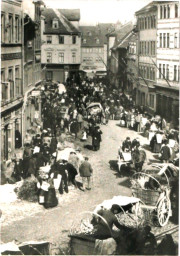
[157,196,171,227]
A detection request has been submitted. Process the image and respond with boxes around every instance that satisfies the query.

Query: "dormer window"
[87,31,92,36]
[96,38,100,44]
[83,38,87,43]
[52,18,59,29]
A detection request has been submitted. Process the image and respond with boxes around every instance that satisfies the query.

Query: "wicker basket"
[132,187,161,206]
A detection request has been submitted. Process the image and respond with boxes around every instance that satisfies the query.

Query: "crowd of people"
[1,74,179,209]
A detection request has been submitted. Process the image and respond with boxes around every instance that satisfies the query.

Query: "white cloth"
[169,139,175,148]
[156,134,163,144]
[94,195,140,213]
[53,174,62,190]
[149,132,155,142]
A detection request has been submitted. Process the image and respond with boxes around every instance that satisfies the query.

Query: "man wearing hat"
[79,157,93,191]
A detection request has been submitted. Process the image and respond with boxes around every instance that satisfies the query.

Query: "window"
[59,36,64,44]
[1,13,5,43]
[154,15,156,28]
[163,64,165,77]
[46,52,52,63]
[52,19,58,29]
[147,66,149,79]
[174,65,177,81]
[8,14,13,43]
[148,17,150,29]
[153,68,155,80]
[153,41,156,55]
[164,6,166,19]
[59,52,64,63]
[145,17,147,29]
[149,94,154,108]
[175,4,178,18]
[144,41,147,55]
[72,52,76,63]
[1,69,8,101]
[174,33,178,48]
[98,48,102,53]
[96,38,100,44]
[160,6,163,19]
[8,68,14,99]
[159,64,162,78]
[15,66,21,96]
[167,33,170,48]
[167,5,170,18]
[166,64,169,80]
[47,36,52,44]
[89,48,93,53]
[72,35,76,44]
[46,71,53,81]
[15,16,19,43]
[151,16,153,28]
[163,33,166,48]
[87,31,92,36]
[83,38,87,43]
[160,33,162,48]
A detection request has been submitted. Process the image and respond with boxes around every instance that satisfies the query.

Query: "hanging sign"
[32,91,41,97]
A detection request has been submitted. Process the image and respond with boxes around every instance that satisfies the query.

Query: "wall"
[41,34,81,64]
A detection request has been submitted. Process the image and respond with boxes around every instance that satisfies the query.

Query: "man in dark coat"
[160,140,171,163]
[122,137,131,152]
[65,162,78,187]
[79,157,93,191]
[50,161,68,194]
[92,126,102,151]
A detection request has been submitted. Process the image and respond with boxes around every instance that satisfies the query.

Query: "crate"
[132,187,161,206]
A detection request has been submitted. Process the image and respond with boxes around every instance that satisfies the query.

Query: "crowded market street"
[1,120,178,253]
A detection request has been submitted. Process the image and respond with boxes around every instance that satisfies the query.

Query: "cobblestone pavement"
[1,121,178,251]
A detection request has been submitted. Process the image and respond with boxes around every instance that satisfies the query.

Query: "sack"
[120,120,125,127]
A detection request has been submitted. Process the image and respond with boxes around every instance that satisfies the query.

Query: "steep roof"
[58,9,80,21]
[42,8,80,35]
[135,1,157,15]
[79,23,115,47]
[110,21,133,49]
[116,31,137,49]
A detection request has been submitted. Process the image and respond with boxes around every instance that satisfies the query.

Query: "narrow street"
[1,121,160,250]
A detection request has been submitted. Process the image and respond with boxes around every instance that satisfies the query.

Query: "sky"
[43,0,152,25]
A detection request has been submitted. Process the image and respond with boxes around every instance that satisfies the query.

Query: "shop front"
[1,103,23,161]
[155,85,179,128]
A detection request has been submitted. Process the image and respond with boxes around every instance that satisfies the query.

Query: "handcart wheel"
[157,197,171,227]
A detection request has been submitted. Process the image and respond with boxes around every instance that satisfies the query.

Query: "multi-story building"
[136,2,157,115]
[125,31,138,98]
[79,24,115,78]
[41,8,81,82]
[155,1,179,128]
[1,0,23,160]
[22,0,45,139]
[106,21,133,89]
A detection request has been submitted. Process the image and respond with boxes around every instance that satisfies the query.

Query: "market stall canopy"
[86,102,103,110]
[94,195,141,213]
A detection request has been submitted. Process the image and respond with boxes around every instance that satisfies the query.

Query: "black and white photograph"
[0,0,179,255]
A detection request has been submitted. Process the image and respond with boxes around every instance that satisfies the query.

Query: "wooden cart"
[131,171,172,227]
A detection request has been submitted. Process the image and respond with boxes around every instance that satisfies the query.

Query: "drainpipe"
[21,2,25,146]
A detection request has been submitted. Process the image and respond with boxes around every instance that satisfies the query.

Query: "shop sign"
[32,90,41,97]
[1,52,22,61]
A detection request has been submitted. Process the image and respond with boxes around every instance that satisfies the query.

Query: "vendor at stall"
[91,205,123,240]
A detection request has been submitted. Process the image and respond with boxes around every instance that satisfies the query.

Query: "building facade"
[41,8,81,83]
[106,22,133,89]
[80,24,115,77]
[136,2,157,115]
[155,1,179,128]
[1,0,23,160]
[22,0,44,139]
